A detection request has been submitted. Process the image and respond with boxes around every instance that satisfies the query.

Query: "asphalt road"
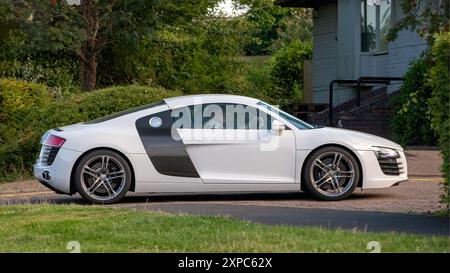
[123,202,450,236]
[0,190,448,236]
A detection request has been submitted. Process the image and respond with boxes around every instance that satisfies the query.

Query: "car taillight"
[44,134,66,148]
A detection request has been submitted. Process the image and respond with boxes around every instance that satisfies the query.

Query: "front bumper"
[356,150,408,189]
[33,148,82,194]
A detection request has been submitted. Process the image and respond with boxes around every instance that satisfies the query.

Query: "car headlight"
[371,146,400,159]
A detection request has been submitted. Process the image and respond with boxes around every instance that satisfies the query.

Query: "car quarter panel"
[55,105,170,154]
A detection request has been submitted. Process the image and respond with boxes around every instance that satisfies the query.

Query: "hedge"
[390,56,437,146]
[0,82,181,181]
[0,79,51,123]
[427,32,450,209]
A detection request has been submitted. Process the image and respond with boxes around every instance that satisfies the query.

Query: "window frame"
[257,101,314,130]
[360,0,393,54]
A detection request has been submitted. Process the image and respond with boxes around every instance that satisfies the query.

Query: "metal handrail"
[328,76,404,126]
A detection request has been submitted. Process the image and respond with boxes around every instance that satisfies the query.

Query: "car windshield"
[257,101,315,130]
[84,101,165,124]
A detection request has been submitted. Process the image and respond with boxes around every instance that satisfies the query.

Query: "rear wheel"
[303,147,360,201]
[74,149,131,204]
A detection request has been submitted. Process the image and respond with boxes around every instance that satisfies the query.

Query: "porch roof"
[274,0,336,8]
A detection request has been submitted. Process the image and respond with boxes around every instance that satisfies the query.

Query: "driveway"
[0,178,448,236]
[0,178,445,213]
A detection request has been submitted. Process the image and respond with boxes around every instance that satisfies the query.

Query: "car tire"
[74,149,132,204]
[303,146,360,201]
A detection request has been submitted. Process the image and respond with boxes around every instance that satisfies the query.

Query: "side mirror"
[271,119,285,133]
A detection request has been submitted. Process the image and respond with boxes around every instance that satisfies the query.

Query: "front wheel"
[74,149,131,204]
[303,147,360,201]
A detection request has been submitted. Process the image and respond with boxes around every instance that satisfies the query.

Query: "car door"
[172,103,296,184]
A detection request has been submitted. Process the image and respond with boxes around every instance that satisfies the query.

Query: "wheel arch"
[70,147,136,194]
[300,143,364,191]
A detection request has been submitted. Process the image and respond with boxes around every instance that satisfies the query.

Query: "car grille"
[377,157,404,176]
[39,145,60,166]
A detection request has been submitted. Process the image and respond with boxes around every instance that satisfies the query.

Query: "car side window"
[224,103,272,130]
[171,103,272,130]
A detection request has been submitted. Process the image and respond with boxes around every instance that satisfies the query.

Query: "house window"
[361,0,392,53]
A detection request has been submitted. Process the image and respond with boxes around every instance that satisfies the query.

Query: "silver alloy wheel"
[80,155,126,201]
[309,151,356,197]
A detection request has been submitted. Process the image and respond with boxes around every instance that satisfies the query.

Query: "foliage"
[268,40,312,106]
[0,58,79,95]
[427,32,450,209]
[0,79,51,180]
[0,1,83,90]
[97,17,245,94]
[268,8,313,53]
[386,0,449,208]
[1,0,313,99]
[0,79,50,122]
[388,0,449,44]
[3,0,220,90]
[390,56,437,146]
[0,81,181,181]
[236,55,277,103]
[10,1,82,53]
[236,0,312,55]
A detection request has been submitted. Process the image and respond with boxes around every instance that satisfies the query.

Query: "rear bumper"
[33,148,81,194]
[36,178,68,194]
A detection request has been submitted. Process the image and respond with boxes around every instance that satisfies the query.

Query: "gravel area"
[197,179,446,214]
[405,150,443,177]
[0,180,49,194]
[0,178,445,214]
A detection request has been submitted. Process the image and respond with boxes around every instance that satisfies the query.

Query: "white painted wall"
[359,0,427,93]
[312,2,338,104]
[312,0,428,105]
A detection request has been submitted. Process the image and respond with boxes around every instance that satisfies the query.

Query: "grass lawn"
[0,204,448,253]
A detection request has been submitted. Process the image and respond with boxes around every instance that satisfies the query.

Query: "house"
[275,0,428,136]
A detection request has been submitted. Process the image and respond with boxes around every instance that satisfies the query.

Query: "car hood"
[311,127,403,151]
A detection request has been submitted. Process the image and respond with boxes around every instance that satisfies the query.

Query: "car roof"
[164,94,260,109]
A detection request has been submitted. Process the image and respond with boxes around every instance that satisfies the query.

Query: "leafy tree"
[5,0,219,91]
[235,0,312,55]
[269,39,312,106]
[269,7,312,53]
[387,0,449,44]
[95,7,245,91]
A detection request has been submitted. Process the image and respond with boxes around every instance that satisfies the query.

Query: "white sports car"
[34,94,407,203]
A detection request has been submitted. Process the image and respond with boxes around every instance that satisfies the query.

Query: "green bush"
[0,78,50,122]
[0,82,181,181]
[427,32,450,209]
[269,40,312,106]
[390,56,437,146]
